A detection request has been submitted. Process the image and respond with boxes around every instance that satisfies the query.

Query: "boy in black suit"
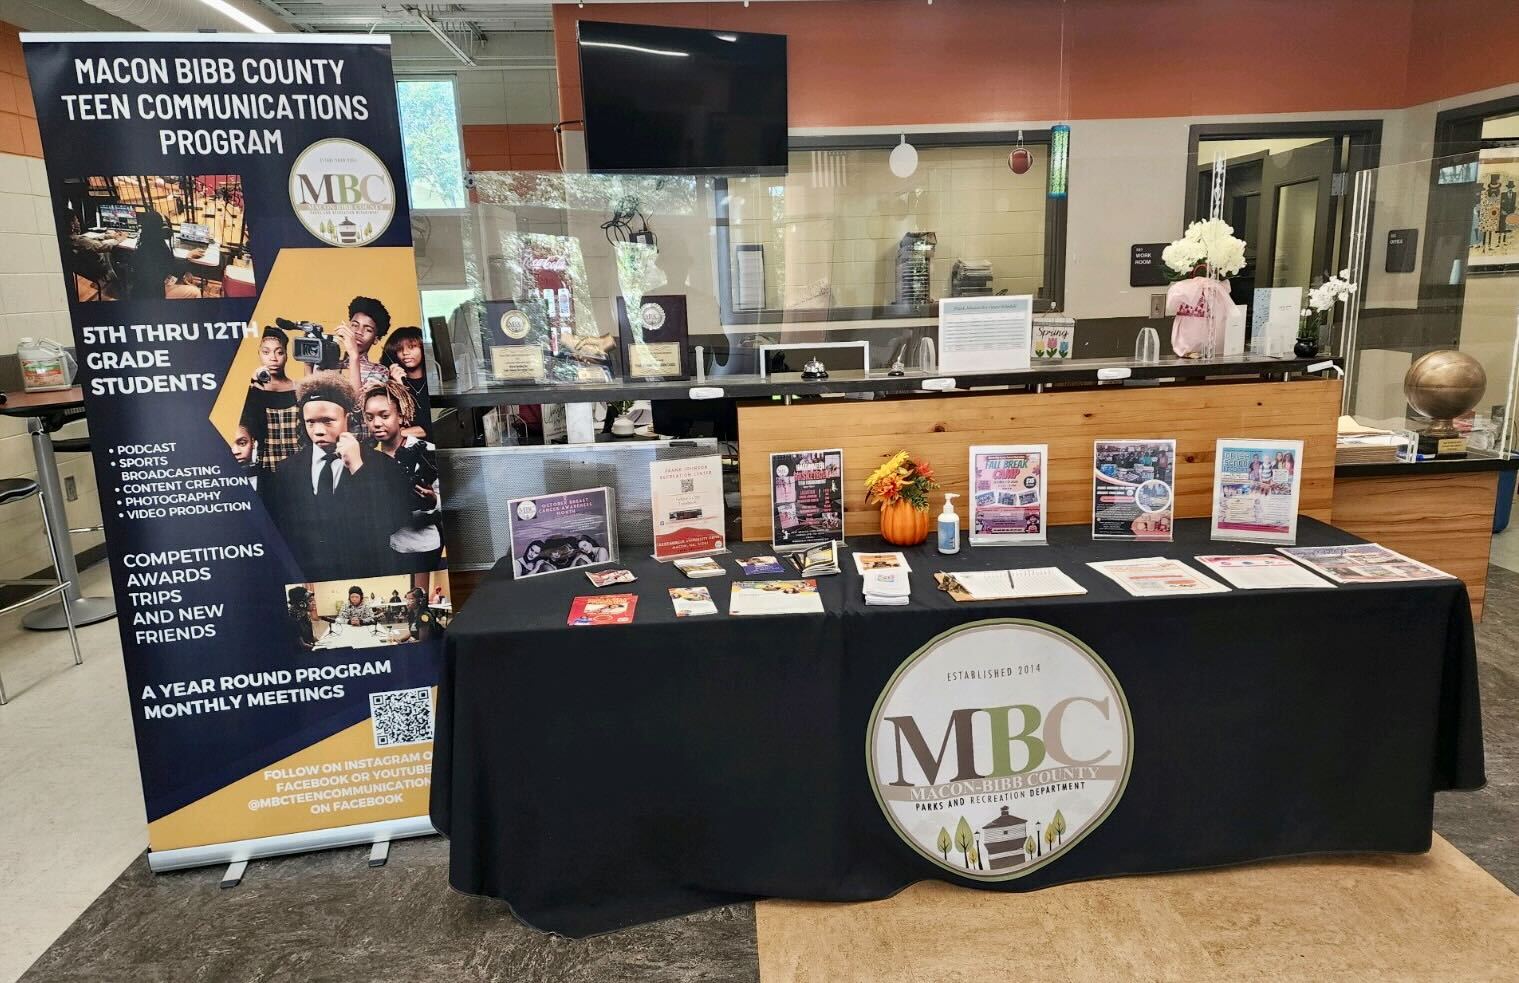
[263,371,412,581]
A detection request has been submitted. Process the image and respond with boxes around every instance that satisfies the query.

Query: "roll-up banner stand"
[22,33,449,871]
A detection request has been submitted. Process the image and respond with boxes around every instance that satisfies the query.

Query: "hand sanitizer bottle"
[937,493,961,555]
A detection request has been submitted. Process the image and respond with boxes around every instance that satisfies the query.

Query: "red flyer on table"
[567,594,638,626]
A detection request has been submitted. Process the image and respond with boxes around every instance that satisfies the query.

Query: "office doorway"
[1185,122,1382,322]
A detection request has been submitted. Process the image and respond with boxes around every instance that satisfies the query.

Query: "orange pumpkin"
[879,498,930,546]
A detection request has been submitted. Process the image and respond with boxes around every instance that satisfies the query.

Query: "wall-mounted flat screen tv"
[577,20,787,174]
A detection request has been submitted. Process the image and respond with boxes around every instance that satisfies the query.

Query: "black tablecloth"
[431,518,1485,937]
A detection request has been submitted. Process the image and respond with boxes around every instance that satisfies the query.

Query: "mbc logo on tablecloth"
[866,620,1132,881]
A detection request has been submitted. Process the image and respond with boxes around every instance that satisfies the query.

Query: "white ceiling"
[267,2,556,34]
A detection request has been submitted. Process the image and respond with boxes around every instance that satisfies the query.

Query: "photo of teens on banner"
[284,573,451,653]
[223,291,440,584]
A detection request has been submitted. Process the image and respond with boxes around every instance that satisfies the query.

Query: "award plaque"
[616,294,689,381]
[484,300,547,383]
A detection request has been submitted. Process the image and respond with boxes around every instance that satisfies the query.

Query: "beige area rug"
[755,835,1519,983]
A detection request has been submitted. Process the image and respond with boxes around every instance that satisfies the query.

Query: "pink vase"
[1166,276,1232,358]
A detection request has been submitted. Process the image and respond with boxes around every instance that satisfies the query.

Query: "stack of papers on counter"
[1336,415,1407,465]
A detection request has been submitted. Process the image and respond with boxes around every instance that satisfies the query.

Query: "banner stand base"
[219,860,247,889]
[147,816,436,874]
[368,841,391,868]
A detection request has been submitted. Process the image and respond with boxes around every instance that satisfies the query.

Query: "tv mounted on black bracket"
[577,20,788,174]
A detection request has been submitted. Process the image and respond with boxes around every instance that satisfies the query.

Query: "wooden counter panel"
[738,379,1342,542]
[1332,471,1496,621]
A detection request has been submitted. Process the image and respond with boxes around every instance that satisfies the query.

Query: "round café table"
[0,386,117,629]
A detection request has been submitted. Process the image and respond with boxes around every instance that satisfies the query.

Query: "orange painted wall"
[0,21,40,157]
[1405,0,1519,107]
[461,123,560,171]
[554,0,1518,128]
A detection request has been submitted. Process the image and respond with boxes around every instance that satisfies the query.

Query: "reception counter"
[1332,451,1518,621]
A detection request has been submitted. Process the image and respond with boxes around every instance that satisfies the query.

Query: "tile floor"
[0,563,145,983]
[1490,523,1519,574]
[3,558,1518,982]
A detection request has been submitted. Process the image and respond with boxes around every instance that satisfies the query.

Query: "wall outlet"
[64,476,78,502]
[1149,293,1167,319]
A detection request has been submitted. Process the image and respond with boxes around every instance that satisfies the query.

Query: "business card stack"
[863,569,911,606]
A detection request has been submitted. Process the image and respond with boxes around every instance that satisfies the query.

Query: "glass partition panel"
[724,140,1053,318]
[1346,152,1519,456]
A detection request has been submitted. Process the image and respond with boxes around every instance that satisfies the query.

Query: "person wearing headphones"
[404,587,442,643]
[287,586,317,651]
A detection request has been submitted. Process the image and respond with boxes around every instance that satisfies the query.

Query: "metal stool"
[0,477,82,704]
[23,407,114,629]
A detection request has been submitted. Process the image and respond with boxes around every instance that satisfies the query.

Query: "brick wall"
[0,21,103,580]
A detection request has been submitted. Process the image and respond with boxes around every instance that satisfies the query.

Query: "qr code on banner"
[369,687,434,749]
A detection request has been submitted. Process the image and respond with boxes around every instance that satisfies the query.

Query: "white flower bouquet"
[1161,218,1248,280]
[1297,269,1358,353]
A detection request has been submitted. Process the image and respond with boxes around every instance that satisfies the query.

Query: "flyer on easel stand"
[650,456,726,561]
[969,444,1047,545]
[770,449,845,551]
[1093,439,1176,541]
[1210,438,1304,544]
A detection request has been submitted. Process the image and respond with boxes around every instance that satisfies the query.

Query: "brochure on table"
[669,586,718,617]
[507,487,617,579]
[1210,438,1304,544]
[730,580,824,616]
[1093,439,1176,541]
[1088,557,1229,597]
[650,456,726,561]
[1195,554,1333,590]
[937,295,1033,375]
[567,593,637,626]
[1278,544,1453,583]
[969,444,1047,545]
[771,449,846,551]
[936,567,1086,601]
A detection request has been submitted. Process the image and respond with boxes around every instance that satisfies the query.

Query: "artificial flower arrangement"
[1297,269,1358,356]
[1161,219,1249,358]
[864,450,940,545]
[1161,218,1249,280]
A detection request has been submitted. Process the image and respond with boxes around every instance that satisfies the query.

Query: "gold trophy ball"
[1403,350,1487,422]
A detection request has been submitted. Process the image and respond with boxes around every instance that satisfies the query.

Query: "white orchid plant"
[1299,268,1358,341]
[1161,218,1248,280]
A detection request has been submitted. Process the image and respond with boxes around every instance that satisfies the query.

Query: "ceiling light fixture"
[194,0,273,33]
[580,40,690,58]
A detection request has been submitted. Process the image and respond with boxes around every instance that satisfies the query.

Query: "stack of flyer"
[854,551,912,606]
[862,569,911,606]
[1278,544,1453,583]
[1087,557,1229,597]
[674,556,726,579]
[937,567,1086,601]
[729,580,824,616]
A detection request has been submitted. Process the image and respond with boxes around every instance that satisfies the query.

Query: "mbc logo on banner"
[867,620,1133,879]
[23,31,448,870]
